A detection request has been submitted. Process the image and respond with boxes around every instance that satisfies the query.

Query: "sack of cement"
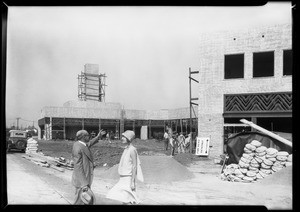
[27,138,38,144]
[250,140,262,147]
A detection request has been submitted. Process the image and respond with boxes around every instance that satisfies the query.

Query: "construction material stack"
[221,139,292,183]
[22,152,74,172]
[26,137,39,154]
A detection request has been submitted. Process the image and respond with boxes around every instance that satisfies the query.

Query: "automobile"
[6,130,29,152]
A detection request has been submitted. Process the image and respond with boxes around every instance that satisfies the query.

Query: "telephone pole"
[189,68,199,153]
[16,117,21,130]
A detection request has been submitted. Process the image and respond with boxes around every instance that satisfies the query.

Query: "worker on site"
[184,133,192,152]
[177,132,186,154]
[163,130,169,151]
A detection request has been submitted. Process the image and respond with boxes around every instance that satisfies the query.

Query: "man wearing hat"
[72,129,105,205]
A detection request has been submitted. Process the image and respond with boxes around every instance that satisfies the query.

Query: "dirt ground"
[37,138,203,168]
[6,137,292,209]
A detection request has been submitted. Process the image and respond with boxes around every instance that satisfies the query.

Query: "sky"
[5,2,292,128]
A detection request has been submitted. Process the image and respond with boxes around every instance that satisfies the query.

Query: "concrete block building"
[38,100,197,140]
[198,24,292,157]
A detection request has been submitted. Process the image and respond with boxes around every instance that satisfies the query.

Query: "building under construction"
[198,24,292,157]
[38,64,197,140]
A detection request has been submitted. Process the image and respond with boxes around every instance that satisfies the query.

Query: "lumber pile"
[221,139,292,183]
[26,138,39,154]
[22,152,74,172]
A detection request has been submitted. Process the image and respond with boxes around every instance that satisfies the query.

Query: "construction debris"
[221,139,292,183]
[22,151,74,172]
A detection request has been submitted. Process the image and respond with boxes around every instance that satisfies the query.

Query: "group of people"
[71,129,143,205]
[163,126,192,156]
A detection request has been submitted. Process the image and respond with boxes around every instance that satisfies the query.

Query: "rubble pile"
[221,139,292,183]
[26,138,39,154]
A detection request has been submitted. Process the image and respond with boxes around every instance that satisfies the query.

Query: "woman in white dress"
[106,130,143,204]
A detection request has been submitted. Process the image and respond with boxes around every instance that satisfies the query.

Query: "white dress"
[106,145,142,204]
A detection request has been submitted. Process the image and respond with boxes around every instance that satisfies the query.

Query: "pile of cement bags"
[26,138,39,154]
[221,139,292,183]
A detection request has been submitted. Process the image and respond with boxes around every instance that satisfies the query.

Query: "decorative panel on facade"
[224,92,292,113]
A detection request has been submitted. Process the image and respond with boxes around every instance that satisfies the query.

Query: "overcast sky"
[5,2,292,128]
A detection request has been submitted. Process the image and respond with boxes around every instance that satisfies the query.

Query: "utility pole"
[16,117,21,130]
[189,68,199,153]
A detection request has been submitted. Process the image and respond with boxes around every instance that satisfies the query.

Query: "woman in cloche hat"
[106,130,144,204]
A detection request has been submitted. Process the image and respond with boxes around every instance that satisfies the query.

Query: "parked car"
[6,130,29,152]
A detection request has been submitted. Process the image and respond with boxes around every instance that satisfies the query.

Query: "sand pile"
[256,165,292,186]
[99,155,195,184]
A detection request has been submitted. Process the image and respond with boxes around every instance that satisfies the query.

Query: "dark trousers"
[164,139,169,150]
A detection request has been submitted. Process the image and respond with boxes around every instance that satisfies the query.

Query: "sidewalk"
[6,153,71,204]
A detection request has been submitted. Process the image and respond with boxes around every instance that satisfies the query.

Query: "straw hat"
[80,187,95,205]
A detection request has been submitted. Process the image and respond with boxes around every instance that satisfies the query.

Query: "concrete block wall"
[41,106,122,119]
[168,107,198,120]
[63,100,122,109]
[198,24,292,158]
[43,101,191,121]
[123,109,147,120]
[145,110,169,120]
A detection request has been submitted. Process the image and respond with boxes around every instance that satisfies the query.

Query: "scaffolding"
[78,72,107,102]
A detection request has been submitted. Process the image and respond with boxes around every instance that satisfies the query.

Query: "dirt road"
[5,152,292,209]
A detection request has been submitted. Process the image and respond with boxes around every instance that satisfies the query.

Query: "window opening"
[224,54,244,79]
[283,49,292,76]
[253,51,274,77]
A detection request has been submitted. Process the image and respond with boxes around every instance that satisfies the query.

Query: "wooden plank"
[49,164,65,172]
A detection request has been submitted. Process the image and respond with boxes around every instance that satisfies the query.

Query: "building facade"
[198,24,292,157]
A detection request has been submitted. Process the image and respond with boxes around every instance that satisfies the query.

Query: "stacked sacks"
[26,138,39,154]
[221,139,292,183]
